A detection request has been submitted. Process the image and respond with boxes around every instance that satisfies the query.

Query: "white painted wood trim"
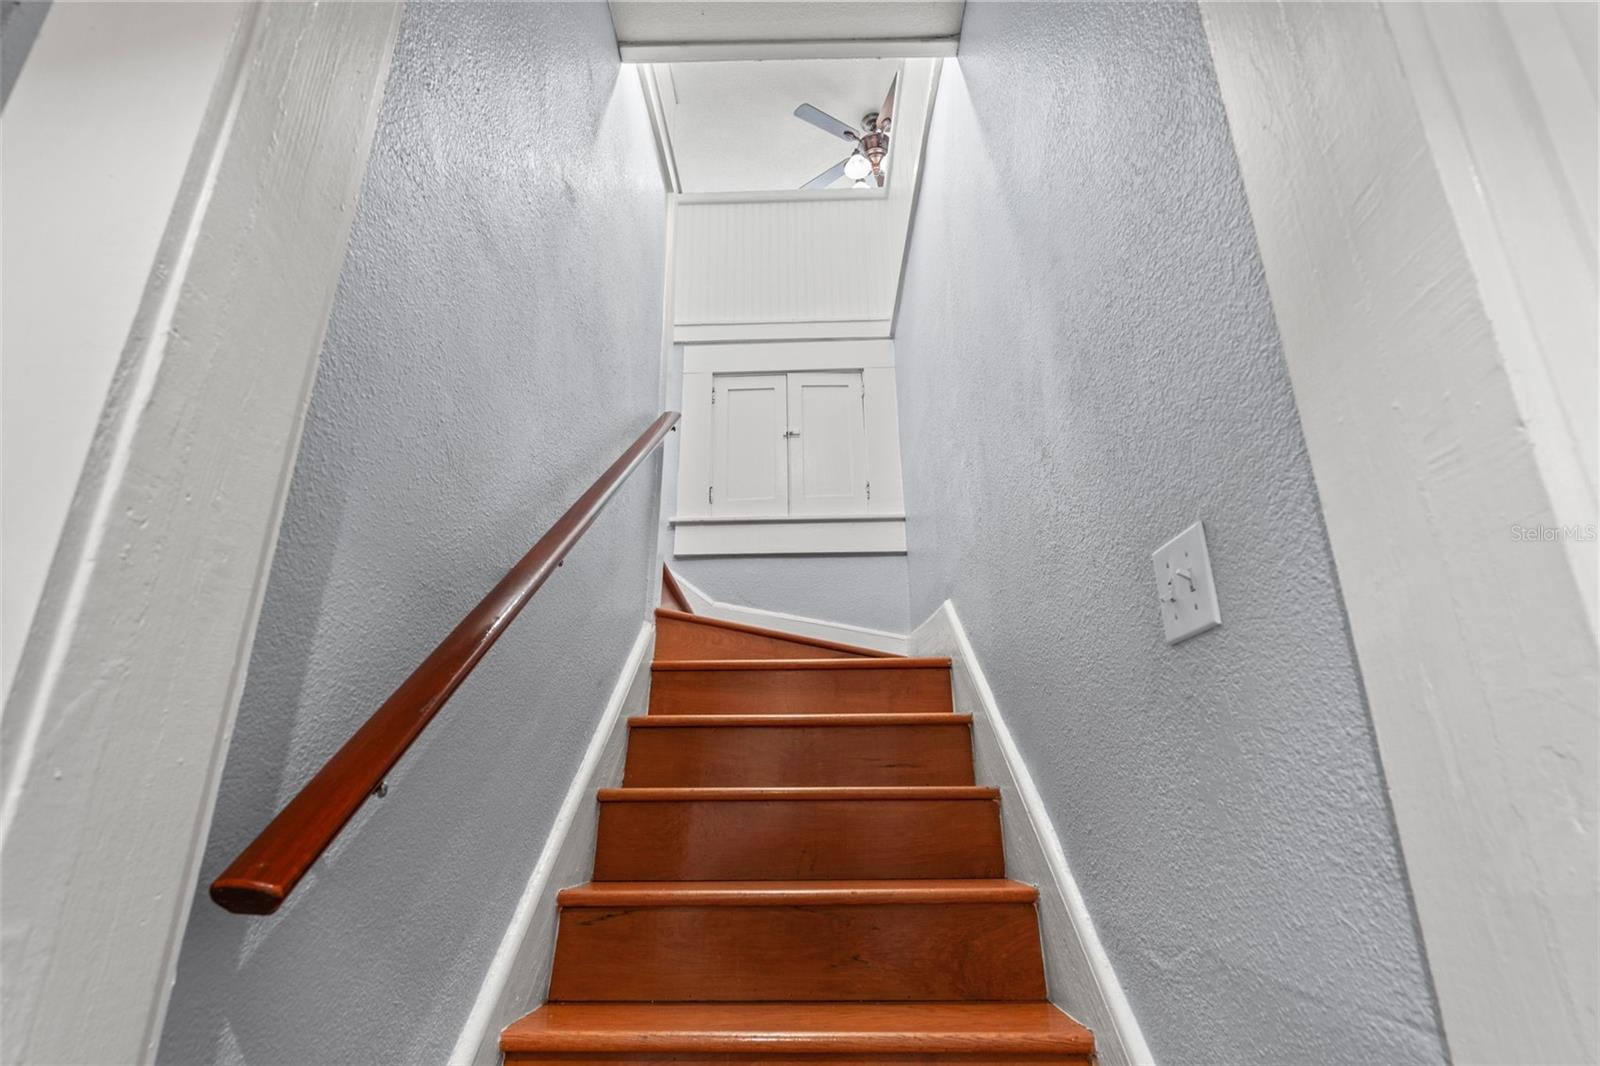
[0,5,401,1062]
[635,64,681,194]
[910,601,1155,1066]
[677,188,888,205]
[1382,1,1598,629]
[684,339,895,374]
[1204,6,1598,1063]
[889,56,944,337]
[670,571,908,655]
[676,370,713,520]
[619,37,958,63]
[670,513,905,526]
[674,517,906,555]
[675,319,893,344]
[449,623,655,1065]
[674,342,907,548]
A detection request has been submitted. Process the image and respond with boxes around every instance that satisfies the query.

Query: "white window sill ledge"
[669,514,907,556]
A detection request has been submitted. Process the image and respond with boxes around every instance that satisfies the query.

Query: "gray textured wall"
[671,555,911,633]
[894,4,1444,1063]
[160,4,666,1062]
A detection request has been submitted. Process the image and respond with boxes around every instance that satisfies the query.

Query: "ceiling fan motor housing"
[860,112,891,178]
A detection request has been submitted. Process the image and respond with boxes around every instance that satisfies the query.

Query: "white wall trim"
[674,319,892,343]
[635,64,681,195]
[449,622,655,1066]
[670,570,907,654]
[671,513,906,525]
[677,188,888,206]
[0,6,401,1062]
[683,338,895,374]
[889,54,943,337]
[1202,5,1598,1061]
[911,601,1155,1066]
[620,37,958,63]
[1381,1,1597,630]
[674,341,907,542]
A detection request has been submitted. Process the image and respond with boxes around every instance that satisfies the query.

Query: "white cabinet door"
[711,374,788,516]
[787,371,868,516]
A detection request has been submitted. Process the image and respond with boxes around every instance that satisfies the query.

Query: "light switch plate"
[1152,520,1221,644]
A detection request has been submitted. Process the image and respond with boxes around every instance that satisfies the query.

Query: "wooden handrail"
[211,411,680,915]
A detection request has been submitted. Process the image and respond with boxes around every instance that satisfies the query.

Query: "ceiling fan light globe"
[843,154,871,180]
[852,178,870,188]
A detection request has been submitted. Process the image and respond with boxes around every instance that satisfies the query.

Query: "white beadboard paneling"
[669,58,940,340]
[675,198,899,325]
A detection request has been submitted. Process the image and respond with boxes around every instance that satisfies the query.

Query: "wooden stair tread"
[599,786,997,801]
[595,789,1002,880]
[650,659,954,716]
[501,603,1091,1058]
[629,712,970,728]
[622,714,975,788]
[654,657,950,671]
[656,608,899,660]
[502,1002,1093,1055]
[558,879,1036,907]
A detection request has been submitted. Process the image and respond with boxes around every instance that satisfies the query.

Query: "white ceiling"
[658,58,905,193]
[609,2,964,44]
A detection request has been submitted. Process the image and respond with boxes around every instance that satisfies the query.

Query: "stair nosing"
[557,879,1038,908]
[598,785,998,802]
[501,1003,1093,1055]
[653,656,951,672]
[628,712,971,728]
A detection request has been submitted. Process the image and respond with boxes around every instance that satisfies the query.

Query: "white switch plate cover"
[1152,520,1221,644]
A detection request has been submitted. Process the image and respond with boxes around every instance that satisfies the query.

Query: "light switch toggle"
[1152,521,1222,644]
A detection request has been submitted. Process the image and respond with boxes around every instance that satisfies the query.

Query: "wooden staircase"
[501,607,1094,1064]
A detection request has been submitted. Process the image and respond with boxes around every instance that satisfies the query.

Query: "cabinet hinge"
[866,480,872,501]
[708,485,714,505]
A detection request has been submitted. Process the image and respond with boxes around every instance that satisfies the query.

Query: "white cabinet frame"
[674,340,907,556]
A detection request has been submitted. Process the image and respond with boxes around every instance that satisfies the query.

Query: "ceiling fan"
[793,75,897,190]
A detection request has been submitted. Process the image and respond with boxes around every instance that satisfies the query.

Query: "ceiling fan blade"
[794,103,859,142]
[801,156,852,190]
[879,74,898,129]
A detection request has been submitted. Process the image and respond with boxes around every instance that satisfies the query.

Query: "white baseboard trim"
[911,601,1155,1066]
[669,570,909,655]
[448,622,655,1065]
